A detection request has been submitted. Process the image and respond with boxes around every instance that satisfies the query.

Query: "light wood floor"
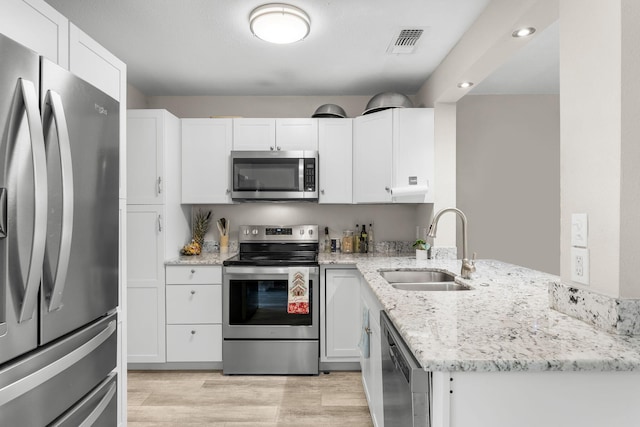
[127,370,374,427]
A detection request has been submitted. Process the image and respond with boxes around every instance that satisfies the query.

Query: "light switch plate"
[571,247,589,285]
[571,213,588,247]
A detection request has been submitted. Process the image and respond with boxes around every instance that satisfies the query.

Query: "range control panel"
[238,225,318,243]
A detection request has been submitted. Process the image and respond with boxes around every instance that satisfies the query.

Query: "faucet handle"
[472,252,477,265]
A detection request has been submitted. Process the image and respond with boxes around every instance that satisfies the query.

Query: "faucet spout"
[427,207,476,279]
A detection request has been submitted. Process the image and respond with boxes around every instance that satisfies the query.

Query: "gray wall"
[127,83,149,109]
[456,95,560,274]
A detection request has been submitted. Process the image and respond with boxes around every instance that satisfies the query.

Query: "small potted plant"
[413,239,430,260]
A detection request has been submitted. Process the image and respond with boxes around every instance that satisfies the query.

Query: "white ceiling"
[470,20,559,95]
[43,0,559,97]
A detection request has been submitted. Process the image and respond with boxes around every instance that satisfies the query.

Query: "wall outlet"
[571,247,589,285]
[571,213,588,247]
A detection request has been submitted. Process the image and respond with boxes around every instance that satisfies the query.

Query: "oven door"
[223,266,319,340]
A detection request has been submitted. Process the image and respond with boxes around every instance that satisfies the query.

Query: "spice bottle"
[342,230,354,254]
[368,223,375,254]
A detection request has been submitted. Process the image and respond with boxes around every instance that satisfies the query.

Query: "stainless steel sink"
[379,270,456,283]
[379,269,472,291]
[391,282,470,291]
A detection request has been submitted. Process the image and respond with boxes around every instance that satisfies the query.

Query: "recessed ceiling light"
[457,81,474,89]
[249,3,311,44]
[512,27,536,38]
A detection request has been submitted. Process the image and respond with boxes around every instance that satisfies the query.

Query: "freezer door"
[40,59,119,345]
[0,313,117,426]
[0,33,44,365]
[50,372,118,427]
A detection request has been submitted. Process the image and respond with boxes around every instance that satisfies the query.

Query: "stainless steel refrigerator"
[0,33,119,426]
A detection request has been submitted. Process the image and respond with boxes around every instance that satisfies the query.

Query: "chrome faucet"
[427,207,476,279]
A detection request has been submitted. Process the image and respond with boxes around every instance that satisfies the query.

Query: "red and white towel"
[287,267,309,314]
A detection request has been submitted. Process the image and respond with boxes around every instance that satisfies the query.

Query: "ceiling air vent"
[387,28,425,54]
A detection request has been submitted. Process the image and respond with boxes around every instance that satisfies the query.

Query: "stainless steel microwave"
[230,150,318,201]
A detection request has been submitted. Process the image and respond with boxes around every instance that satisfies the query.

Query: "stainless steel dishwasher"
[381,311,431,427]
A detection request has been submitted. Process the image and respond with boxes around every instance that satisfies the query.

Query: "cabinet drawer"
[166,266,222,284]
[166,285,222,324]
[166,324,222,362]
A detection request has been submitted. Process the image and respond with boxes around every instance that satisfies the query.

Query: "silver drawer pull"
[191,330,196,335]
[190,269,196,274]
[190,290,196,295]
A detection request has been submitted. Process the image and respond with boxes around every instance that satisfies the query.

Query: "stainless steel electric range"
[222,225,319,375]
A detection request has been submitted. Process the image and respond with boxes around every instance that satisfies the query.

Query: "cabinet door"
[126,205,164,288]
[181,119,232,203]
[0,0,69,67]
[353,110,393,203]
[127,286,165,363]
[392,108,435,203]
[232,118,276,151]
[127,110,164,204]
[325,269,361,359]
[166,285,222,324]
[318,119,352,204]
[68,23,124,102]
[369,316,384,427]
[126,205,165,363]
[276,118,318,151]
[166,324,222,362]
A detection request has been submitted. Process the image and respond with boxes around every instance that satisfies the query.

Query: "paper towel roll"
[390,185,429,197]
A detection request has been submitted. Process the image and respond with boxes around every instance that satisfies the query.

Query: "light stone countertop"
[321,253,640,372]
[165,252,236,265]
[167,251,640,372]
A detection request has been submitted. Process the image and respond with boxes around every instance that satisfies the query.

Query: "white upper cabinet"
[127,110,165,204]
[68,23,125,102]
[233,118,276,151]
[0,0,69,67]
[233,118,318,151]
[353,110,393,203]
[318,119,352,204]
[353,108,434,204]
[275,118,318,151]
[182,118,233,204]
[392,108,434,203]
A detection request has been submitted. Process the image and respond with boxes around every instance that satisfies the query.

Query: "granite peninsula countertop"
[320,253,640,373]
[167,251,640,372]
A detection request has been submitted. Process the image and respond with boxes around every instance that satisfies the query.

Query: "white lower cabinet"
[166,324,222,362]
[360,276,384,427]
[165,266,223,362]
[322,268,362,362]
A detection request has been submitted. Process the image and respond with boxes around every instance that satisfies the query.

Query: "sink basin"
[391,282,470,292]
[378,269,472,291]
[379,270,456,283]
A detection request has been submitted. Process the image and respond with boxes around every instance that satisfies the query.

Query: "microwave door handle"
[42,90,74,312]
[13,79,48,323]
[298,158,304,191]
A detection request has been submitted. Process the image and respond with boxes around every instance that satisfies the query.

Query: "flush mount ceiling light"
[512,27,536,38]
[249,3,311,44]
[457,81,474,89]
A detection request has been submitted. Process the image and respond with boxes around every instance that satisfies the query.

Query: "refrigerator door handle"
[0,319,116,406]
[0,187,6,239]
[42,90,74,313]
[15,78,48,323]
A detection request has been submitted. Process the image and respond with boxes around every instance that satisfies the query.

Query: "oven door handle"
[223,266,319,275]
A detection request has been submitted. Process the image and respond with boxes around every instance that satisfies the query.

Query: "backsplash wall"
[190,203,430,245]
